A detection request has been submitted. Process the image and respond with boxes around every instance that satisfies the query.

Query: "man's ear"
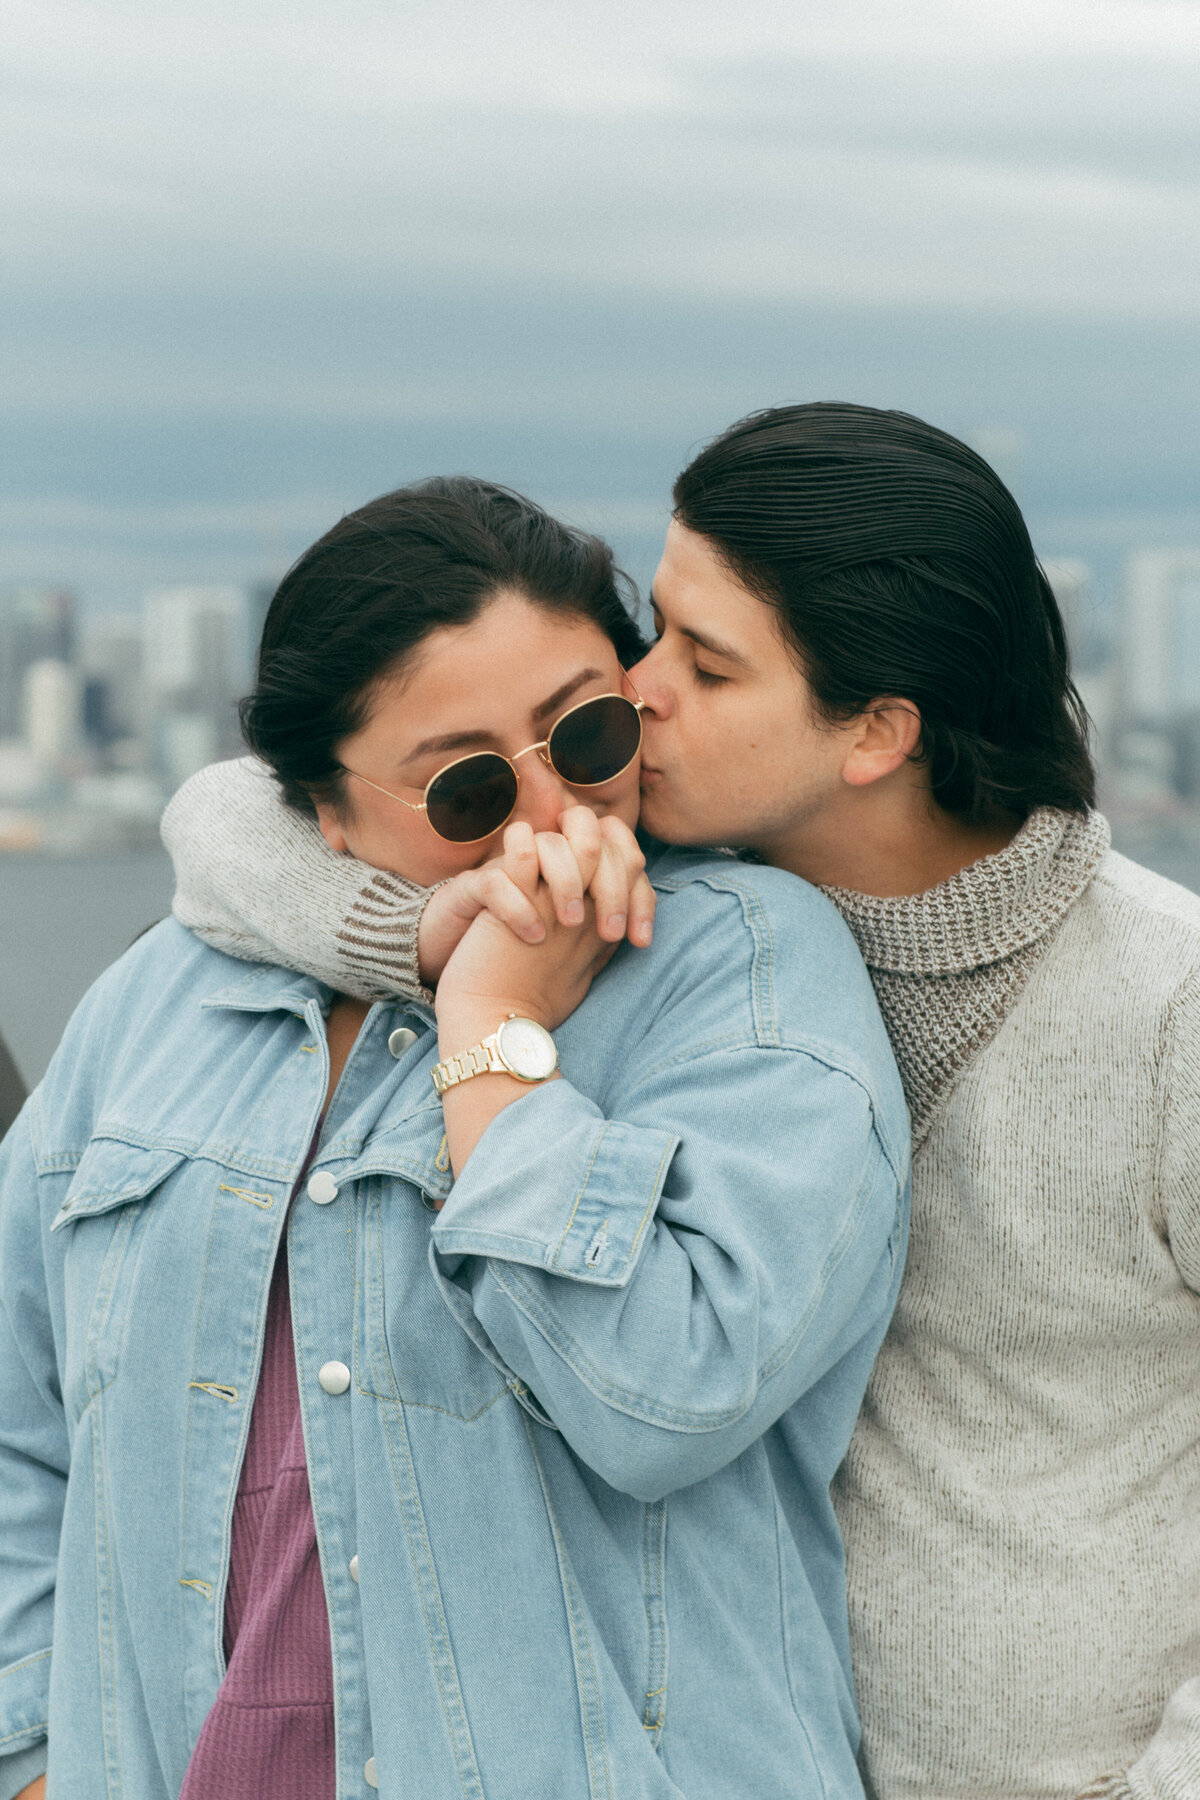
[842,700,922,789]
[314,797,350,854]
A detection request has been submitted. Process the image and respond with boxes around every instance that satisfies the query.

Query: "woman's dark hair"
[242,476,646,813]
[673,403,1095,821]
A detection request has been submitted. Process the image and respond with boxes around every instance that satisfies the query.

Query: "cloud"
[3,0,1198,606]
[699,53,1200,184]
[3,0,1198,321]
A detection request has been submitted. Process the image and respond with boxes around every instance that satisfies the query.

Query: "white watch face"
[496,1016,558,1081]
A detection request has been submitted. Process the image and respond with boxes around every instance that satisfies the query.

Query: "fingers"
[556,806,604,889]
[458,864,547,944]
[524,805,602,927]
[626,869,656,948]
[475,809,654,948]
[589,828,632,941]
[592,814,654,944]
[499,820,541,898]
[532,830,588,926]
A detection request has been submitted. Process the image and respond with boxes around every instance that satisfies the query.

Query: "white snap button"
[364,1755,378,1787]
[349,1553,359,1582]
[307,1171,338,1206]
[318,1360,351,1395]
[388,1026,419,1058]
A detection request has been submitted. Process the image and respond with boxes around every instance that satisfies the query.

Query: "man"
[157,401,1196,1797]
[630,404,1200,1800]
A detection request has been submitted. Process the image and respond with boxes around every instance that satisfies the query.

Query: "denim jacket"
[0,846,909,1800]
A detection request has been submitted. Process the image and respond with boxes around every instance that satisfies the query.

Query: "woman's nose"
[512,747,576,832]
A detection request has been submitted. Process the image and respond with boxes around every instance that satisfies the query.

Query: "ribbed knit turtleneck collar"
[821,808,1112,977]
[818,809,1112,1148]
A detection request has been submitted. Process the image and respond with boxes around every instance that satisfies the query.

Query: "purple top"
[181,1156,335,1799]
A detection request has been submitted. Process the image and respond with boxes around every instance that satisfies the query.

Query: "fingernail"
[566,900,585,925]
[634,919,652,944]
[525,922,546,941]
[607,914,626,938]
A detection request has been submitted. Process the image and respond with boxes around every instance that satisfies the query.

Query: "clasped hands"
[419,805,654,1034]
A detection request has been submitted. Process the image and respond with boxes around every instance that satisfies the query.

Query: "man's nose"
[628,644,672,718]
[511,746,576,833]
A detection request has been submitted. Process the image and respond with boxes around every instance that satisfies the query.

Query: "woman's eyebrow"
[531,667,605,725]
[400,668,606,764]
[401,727,497,763]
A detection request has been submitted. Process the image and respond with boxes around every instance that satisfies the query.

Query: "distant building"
[0,575,282,855]
[80,613,146,754]
[247,578,276,662]
[0,587,76,740]
[25,659,81,772]
[1109,549,1200,809]
[142,585,252,783]
[143,585,251,710]
[1122,550,1200,720]
[1043,558,1097,671]
[158,712,221,793]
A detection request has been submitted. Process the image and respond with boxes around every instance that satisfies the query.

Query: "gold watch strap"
[431,1033,504,1096]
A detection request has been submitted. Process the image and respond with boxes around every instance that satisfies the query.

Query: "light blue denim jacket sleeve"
[0,1103,64,1800]
[431,851,909,1502]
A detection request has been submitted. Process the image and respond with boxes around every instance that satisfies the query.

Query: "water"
[2,826,1199,1096]
[0,851,175,1090]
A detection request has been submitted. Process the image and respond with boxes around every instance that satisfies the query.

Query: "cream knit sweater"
[163,759,1200,1800]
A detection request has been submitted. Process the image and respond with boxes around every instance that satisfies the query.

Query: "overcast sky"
[4,0,1199,606]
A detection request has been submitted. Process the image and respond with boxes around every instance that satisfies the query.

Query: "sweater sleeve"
[1160,968,1200,1293]
[161,757,433,1004]
[1100,976,1200,1800]
[1100,1679,1200,1800]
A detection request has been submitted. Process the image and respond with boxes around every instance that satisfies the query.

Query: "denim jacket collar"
[199,962,331,1019]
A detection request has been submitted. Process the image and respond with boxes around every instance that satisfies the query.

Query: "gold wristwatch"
[431,1014,559,1096]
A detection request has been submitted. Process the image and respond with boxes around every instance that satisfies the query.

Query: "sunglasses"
[341,676,647,844]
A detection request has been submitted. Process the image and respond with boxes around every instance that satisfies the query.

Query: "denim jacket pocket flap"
[51,1139,189,1231]
[339,1104,453,1205]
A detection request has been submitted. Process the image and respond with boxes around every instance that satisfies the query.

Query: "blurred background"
[2,0,1199,1087]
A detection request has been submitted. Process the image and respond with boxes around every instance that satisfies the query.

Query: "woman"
[0,479,907,1800]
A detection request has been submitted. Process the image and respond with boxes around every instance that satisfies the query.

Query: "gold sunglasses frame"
[341,674,647,845]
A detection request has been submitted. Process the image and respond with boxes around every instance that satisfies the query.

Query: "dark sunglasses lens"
[425,755,518,842]
[548,696,642,786]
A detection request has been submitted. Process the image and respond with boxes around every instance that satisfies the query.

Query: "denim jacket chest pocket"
[50,1139,188,1421]
[349,1112,512,1423]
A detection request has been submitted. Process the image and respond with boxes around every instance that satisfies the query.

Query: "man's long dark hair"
[673,404,1095,822]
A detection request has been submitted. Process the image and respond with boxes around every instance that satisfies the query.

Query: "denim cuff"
[0,1648,50,1767]
[431,1081,679,1288]
[0,1737,48,1800]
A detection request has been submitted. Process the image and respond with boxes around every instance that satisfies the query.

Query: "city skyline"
[4,532,1200,855]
